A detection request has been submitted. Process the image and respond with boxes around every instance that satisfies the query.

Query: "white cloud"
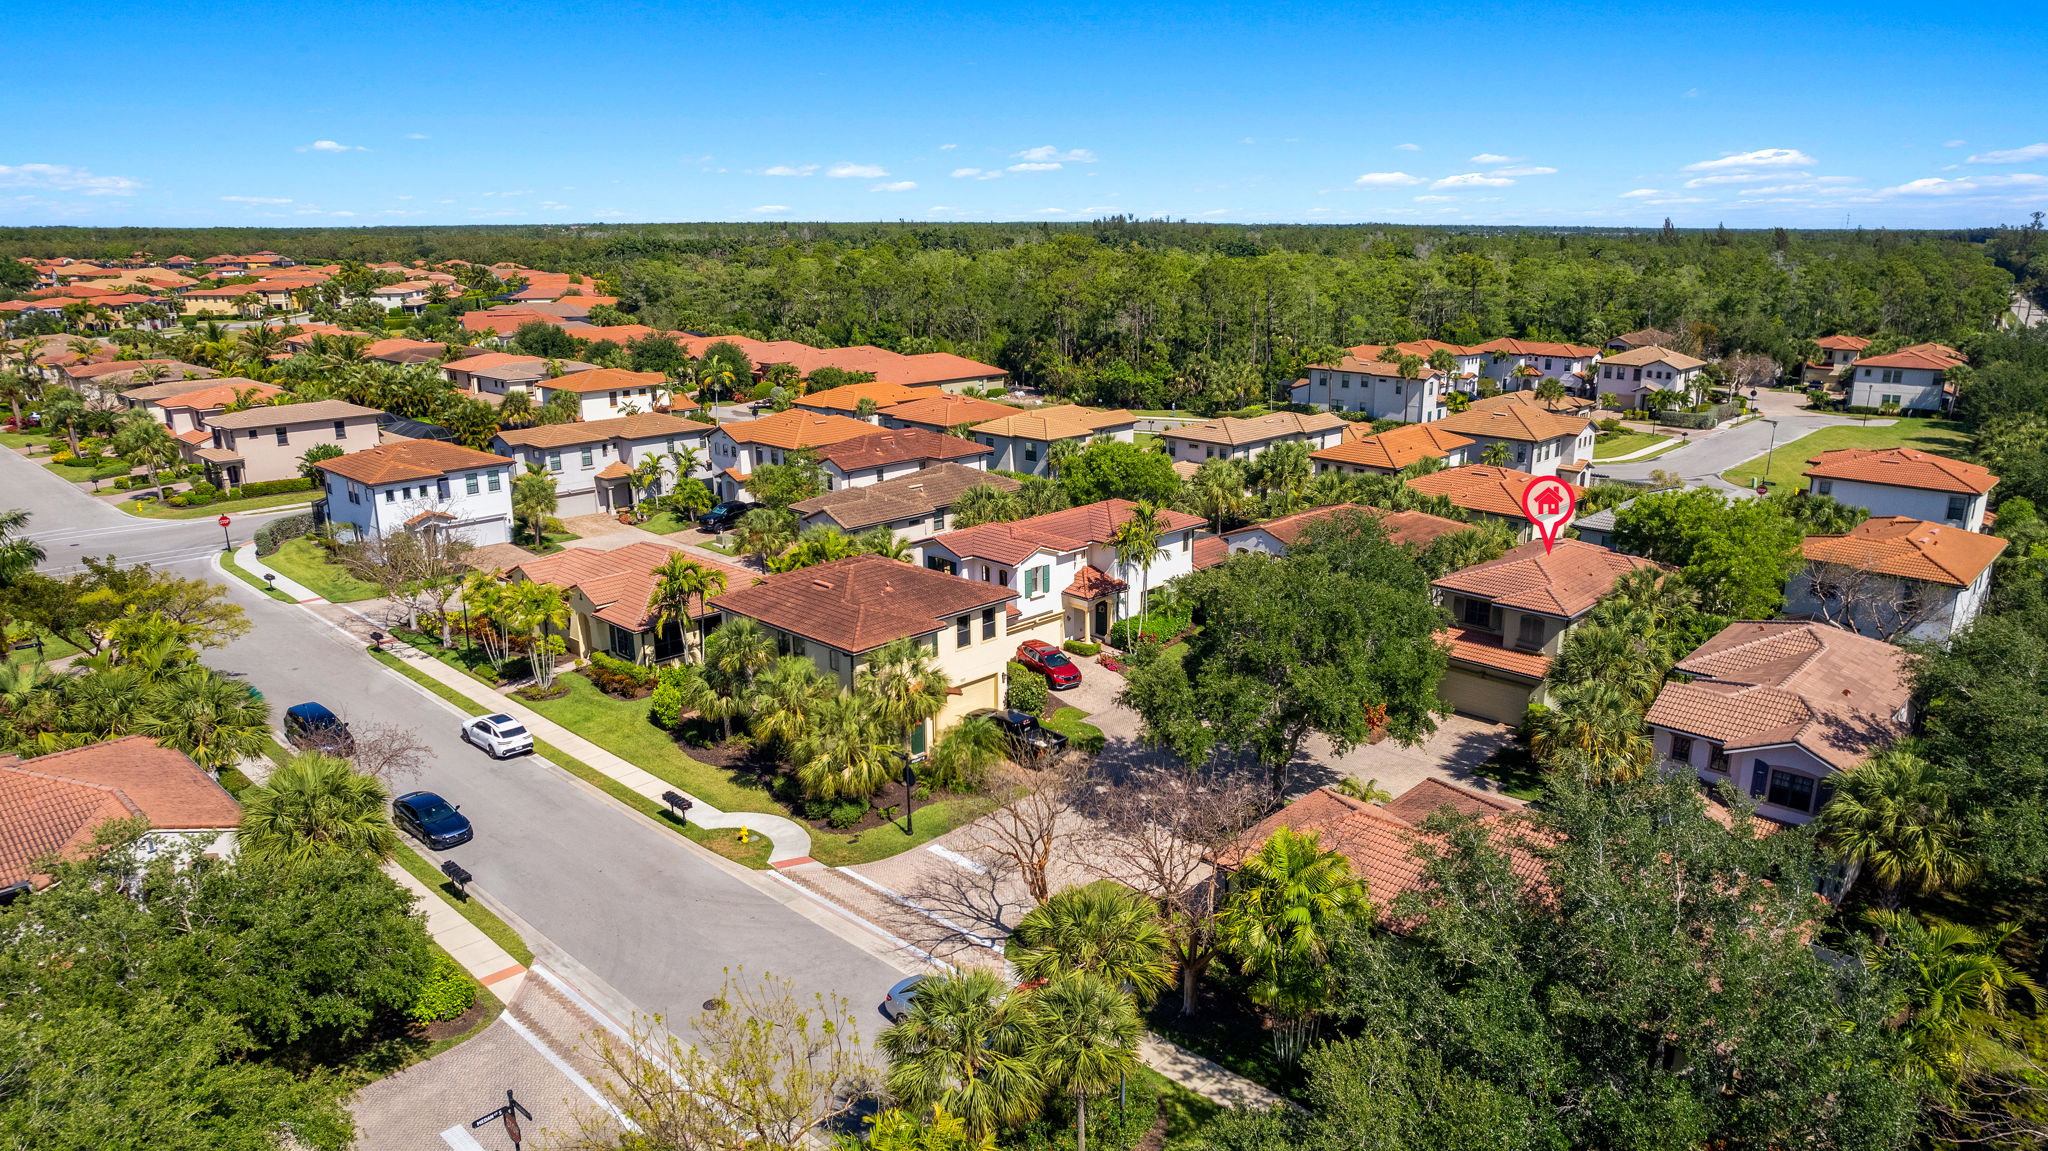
[826,162,887,178]
[1198,208,1228,217]
[749,204,792,213]
[1620,189,1666,199]
[1681,87,1700,98]
[873,180,918,192]
[299,140,365,153]
[1433,173,1515,188]
[1683,148,1813,171]
[1008,162,1062,172]
[763,164,818,176]
[1493,165,1557,177]
[220,195,291,204]
[939,143,957,151]
[0,163,142,196]
[1967,143,2048,164]
[1685,170,1810,188]
[1469,153,1517,164]
[405,133,429,140]
[1014,146,1096,163]
[1944,139,1967,147]
[1882,173,2048,196]
[1354,171,1424,186]
[950,168,984,178]
[1414,195,1454,203]
[1394,143,1421,151]
[1032,208,1066,215]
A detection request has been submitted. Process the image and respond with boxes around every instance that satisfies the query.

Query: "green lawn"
[0,430,53,450]
[1135,1063,1225,1149]
[118,488,317,519]
[6,628,81,667]
[519,672,781,814]
[1592,430,1674,460]
[639,510,698,535]
[511,528,581,555]
[808,796,998,867]
[219,550,298,601]
[694,537,740,556]
[45,456,132,483]
[263,537,380,602]
[390,843,536,966]
[1719,417,1974,492]
[1041,706,1106,754]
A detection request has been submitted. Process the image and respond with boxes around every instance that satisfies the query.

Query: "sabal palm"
[1547,622,1664,707]
[794,691,899,800]
[701,617,774,740]
[1528,679,1655,783]
[1820,749,1976,908]
[137,669,271,772]
[1218,826,1368,1061]
[1009,883,1174,1004]
[497,389,535,428]
[751,656,831,751]
[0,508,46,587]
[951,484,1023,529]
[927,712,1006,791]
[856,637,951,749]
[1189,459,1248,534]
[731,508,798,565]
[1479,441,1511,466]
[1023,973,1143,1151]
[878,969,1044,1139]
[858,528,913,561]
[238,752,399,865]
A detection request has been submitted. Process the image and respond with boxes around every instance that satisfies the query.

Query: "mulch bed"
[419,997,492,1041]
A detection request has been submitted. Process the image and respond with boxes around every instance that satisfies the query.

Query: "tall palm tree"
[1820,749,1976,909]
[1023,974,1143,1151]
[42,391,87,458]
[665,443,706,485]
[1865,910,2043,1107]
[1535,376,1569,405]
[1188,459,1248,534]
[137,668,270,773]
[1527,679,1655,784]
[515,581,571,688]
[878,969,1044,1140]
[497,388,535,428]
[0,372,39,430]
[1479,441,1511,466]
[646,553,726,660]
[855,636,951,755]
[750,656,832,752]
[1218,826,1368,1062]
[794,691,899,800]
[1009,883,1174,1004]
[512,464,559,548]
[1108,503,1170,622]
[237,751,399,865]
[0,509,46,588]
[113,416,179,492]
[701,617,774,740]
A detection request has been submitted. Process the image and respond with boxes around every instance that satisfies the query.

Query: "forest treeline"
[3,218,2035,410]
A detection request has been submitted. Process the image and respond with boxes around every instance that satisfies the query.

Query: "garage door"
[1438,669,1534,725]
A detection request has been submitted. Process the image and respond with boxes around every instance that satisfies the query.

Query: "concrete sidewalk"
[388,860,531,1003]
[234,542,323,603]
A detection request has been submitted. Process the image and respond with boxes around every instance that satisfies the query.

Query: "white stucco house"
[315,439,517,546]
[531,368,687,423]
[1592,345,1707,409]
[1802,447,1998,532]
[493,412,715,518]
[1434,393,1596,480]
[1786,517,2006,642]
[1296,353,1453,421]
[1158,411,1348,466]
[1845,344,1966,413]
[1467,338,1602,392]
[966,405,1139,477]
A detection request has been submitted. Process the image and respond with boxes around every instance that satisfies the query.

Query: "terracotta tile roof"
[1434,538,1664,618]
[176,428,210,445]
[792,463,1019,532]
[496,412,709,450]
[1224,503,1470,551]
[1855,345,1966,371]
[120,375,261,403]
[1064,564,1127,598]
[444,352,550,375]
[63,358,213,381]
[1380,777,1525,824]
[814,428,991,471]
[595,460,633,480]
[879,394,1018,429]
[1598,344,1707,370]
[717,409,879,451]
[560,324,666,346]
[153,382,286,411]
[1437,402,1590,443]
[1320,352,1453,379]
[1312,424,1473,471]
[1163,410,1348,446]
[204,399,381,429]
[193,446,243,464]
[1345,338,1476,360]
[1191,534,1229,570]
[708,552,1015,652]
[364,338,449,363]
[1406,465,1582,523]
[968,404,1137,441]
[0,737,241,889]
[1610,327,1676,348]
[515,540,752,629]
[1802,447,1996,495]
[1438,626,1552,679]
[314,438,511,485]
[405,509,455,526]
[1801,517,2006,588]
[1468,337,1603,359]
[931,499,1205,566]
[1644,621,1911,771]
[794,380,930,413]
[533,367,669,396]
[1813,334,1871,352]
[461,308,561,335]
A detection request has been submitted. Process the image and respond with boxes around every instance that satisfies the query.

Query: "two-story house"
[1468,338,1603,393]
[1295,352,1454,421]
[1158,411,1348,467]
[1802,334,1870,387]
[791,464,1021,559]
[1786,517,2006,642]
[966,405,1139,476]
[530,367,682,423]
[126,379,286,435]
[1606,327,1676,352]
[1803,447,1997,531]
[1645,620,1912,827]
[494,412,716,517]
[812,427,991,490]
[923,499,1205,643]
[1846,344,1966,413]
[707,409,879,500]
[445,353,598,397]
[879,393,1018,435]
[792,380,931,421]
[1430,539,1663,723]
[314,439,517,546]
[509,541,752,667]
[1592,345,1707,409]
[1406,465,1585,541]
[194,400,383,490]
[708,553,1018,753]
[1434,395,1596,480]
[1310,423,1474,476]
[370,281,434,311]
[364,338,451,367]
[0,737,244,892]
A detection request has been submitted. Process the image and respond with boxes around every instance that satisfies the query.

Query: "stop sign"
[218,514,231,527]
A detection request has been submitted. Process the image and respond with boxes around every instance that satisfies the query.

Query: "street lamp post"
[901,760,919,835]
[1757,419,1780,493]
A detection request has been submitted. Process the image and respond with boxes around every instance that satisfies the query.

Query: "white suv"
[461,713,533,758]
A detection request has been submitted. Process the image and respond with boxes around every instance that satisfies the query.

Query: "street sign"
[471,1090,533,1149]
[217,514,231,527]
[1518,476,1577,555]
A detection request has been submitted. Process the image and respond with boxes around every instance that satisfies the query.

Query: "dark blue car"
[392,791,473,850]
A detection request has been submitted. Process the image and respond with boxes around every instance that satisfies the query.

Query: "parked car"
[284,702,354,755]
[462,713,533,758]
[1014,640,1082,690]
[967,708,1070,762]
[697,500,754,531]
[392,791,474,850]
[881,974,927,1019]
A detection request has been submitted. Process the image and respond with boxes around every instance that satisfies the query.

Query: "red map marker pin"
[1519,476,1576,555]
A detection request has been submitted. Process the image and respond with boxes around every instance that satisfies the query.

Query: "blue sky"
[3,0,2043,229]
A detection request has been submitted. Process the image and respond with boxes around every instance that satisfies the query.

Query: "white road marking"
[925,844,988,874]
[438,1125,489,1150]
[501,1013,639,1131]
[837,867,1002,950]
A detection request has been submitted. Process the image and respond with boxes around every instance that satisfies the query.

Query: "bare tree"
[556,969,877,1151]
[347,721,437,786]
[335,523,475,641]
[1799,563,1948,641]
[1083,766,1270,1015]
[962,758,1085,905]
[1719,351,1780,393]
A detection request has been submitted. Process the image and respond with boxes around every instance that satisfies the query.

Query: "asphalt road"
[3,449,907,1031]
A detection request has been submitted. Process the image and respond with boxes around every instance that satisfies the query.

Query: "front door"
[1093,600,1109,638]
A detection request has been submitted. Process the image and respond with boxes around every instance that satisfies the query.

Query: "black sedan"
[697,499,754,531]
[392,791,473,850]
[967,708,1070,762]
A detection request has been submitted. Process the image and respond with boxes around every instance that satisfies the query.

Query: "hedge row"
[255,511,317,556]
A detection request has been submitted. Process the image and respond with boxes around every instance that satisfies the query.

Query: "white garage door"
[1438,668,1534,725]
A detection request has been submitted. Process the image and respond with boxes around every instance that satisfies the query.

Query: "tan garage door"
[1438,668,1534,725]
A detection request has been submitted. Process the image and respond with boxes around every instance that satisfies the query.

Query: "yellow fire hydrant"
[736,826,751,844]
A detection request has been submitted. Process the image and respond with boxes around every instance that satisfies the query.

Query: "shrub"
[407,955,478,1025]
[47,450,76,465]
[585,650,657,697]
[1597,418,1627,434]
[255,511,316,556]
[649,680,685,729]
[233,477,316,499]
[1005,661,1048,714]
[1062,640,1101,656]
[1015,1076,1159,1151]
[980,386,1007,398]
[826,800,867,829]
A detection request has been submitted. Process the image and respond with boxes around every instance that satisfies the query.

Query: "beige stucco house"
[197,400,384,489]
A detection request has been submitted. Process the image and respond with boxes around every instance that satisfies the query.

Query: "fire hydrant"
[737,826,751,844]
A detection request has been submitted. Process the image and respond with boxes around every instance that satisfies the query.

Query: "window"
[1024,443,1039,463]
[1181,534,1190,553]
[998,569,1010,587]
[1881,394,1901,407]
[1670,735,1694,763]
[384,489,396,503]
[1515,614,1544,650]
[1460,596,1491,628]
[548,452,562,472]
[1755,765,1818,813]
[333,420,347,440]
[982,607,997,639]
[487,471,501,492]
[1816,480,1832,496]
[581,448,594,469]
[274,428,288,445]
[608,391,618,405]
[1707,743,1729,773]
[466,474,479,495]
[956,614,972,646]
[608,624,636,659]
[931,513,944,532]
[1947,495,1969,521]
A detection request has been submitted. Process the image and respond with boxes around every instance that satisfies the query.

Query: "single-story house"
[509,540,751,665]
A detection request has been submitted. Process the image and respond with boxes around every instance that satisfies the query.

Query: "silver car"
[881,975,927,1019]
[462,713,534,759]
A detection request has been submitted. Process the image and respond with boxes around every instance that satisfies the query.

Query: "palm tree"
[878,969,1044,1140]
[1479,441,1511,467]
[237,751,399,865]
[1535,377,1569,405]
[1820,749,1976,909]
[768,526,862,573]
[512,464,559,548]
[1865,910,2043,1109]
[665,443,706,485]
[1188,459,1248,534]
[1528,679,1655,784]
[951,483,1024,528]
[0,509,46,588]
[515,581,572,688]
[497,388,535,428]
[137,669,270,773]
[1009,883,1174,1004]
[701,617,774,740]
[856,636,951,755]
[794,691,899,800]
[627,454,666,511]
[858,528,913,561]
[42,391,87,458]
[113,416,179,492]
[927,711,1006,791]
[1108,502,1169,622]
[1218,826,1368,1062]
[1444,390,1471,413]
[751,656,832,752]
[1546,622,1666,709]
[1023,974,1143,1151]
[0,372,39,430]
[731,507,799,566]
[646,553,727,661]
[1045,437,1083,479]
